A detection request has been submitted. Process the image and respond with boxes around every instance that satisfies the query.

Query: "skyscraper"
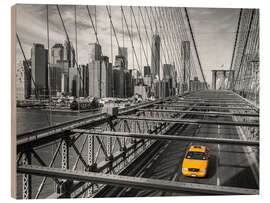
[88,43,102,63]
[82,64,89,97]
[31,43,48,97]
[51,43,64,65]
[113,68,124,98]
[64,40,75,67]
[88,52,111,98]
[181,41,190,83]
[69,68,80,97]
[118,47,128,69]
[50,66,68,96]
[114,55,126,70]
[88,61,101,98]
[151,34,160,80]
[23,60,32,99]
[163,64,173,80]
[144,66,151,77]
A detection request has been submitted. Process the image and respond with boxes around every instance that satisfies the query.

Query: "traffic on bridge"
[12,4,259,199]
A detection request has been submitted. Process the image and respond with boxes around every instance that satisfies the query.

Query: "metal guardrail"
[118,116,259,127]
[16,98,170,144]
[17,165,259,195]
[154,104,258,111]
[138,109,259,117]
[16,91,260,198]
[72,130,259,146]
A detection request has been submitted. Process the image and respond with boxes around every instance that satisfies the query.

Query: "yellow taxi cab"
[182,145,210,177]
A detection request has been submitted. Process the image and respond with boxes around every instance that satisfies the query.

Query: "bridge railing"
[16,91,260,198]
[16,95,180,199]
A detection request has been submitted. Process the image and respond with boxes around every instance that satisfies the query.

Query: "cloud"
[15,4,241,84]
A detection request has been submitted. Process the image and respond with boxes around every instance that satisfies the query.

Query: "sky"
[15,4,240,84]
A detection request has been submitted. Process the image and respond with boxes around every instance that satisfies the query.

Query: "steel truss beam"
[71,130,259,146]
[47,139,148,198]
[17,96,178,153]
[118,116,259,127]
[165,101,248,106]
[154,104,257,111]
[172,98,244,102]
[138,109,259,117]
[17,165,258,195]
[17,97,172,142]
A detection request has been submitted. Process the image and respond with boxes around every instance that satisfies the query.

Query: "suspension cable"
[233,9,255,89]
[184,8,207,88]
[105,6,128,64]
[130,6,149,67]
[16,33,38,98]
[119,6,142,73]
[46,5,52,126]
[229,9,242,89]
[163,8,183,81]
[56,5,85,95]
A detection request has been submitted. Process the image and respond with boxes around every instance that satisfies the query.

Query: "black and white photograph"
[11,3,259,199]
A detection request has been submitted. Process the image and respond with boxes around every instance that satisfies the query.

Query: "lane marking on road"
[217,124,221,186]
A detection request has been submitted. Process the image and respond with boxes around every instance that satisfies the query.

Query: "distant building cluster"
[16,35,208,101]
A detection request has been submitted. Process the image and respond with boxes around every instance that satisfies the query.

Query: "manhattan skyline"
[15,4,239,83]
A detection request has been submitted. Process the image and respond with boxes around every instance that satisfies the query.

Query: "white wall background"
[1,0,269,202]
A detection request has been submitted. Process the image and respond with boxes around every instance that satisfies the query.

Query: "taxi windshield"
[186,151,206,160]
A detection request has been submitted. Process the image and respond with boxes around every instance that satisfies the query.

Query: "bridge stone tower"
[212,70,235,90]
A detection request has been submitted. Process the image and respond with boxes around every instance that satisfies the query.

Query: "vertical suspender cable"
[110,6,114,97]
[118,6,141,73]
[131,7,134,70]
[233,9,255,90]
[229,9,242,89]
[130,7,150,67]
[184,8,208,89]
[56,5,85,96]
[46,5,52,125]
[16,33,38,98]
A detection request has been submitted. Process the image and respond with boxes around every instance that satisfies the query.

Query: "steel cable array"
[229,9,259,104]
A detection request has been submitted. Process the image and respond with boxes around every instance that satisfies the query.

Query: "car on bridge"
[182,145,210,178]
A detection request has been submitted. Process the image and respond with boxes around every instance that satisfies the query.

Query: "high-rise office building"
[88,56,112,98]
[181,41,190,83]
[50,66,68,96]
[124,70,132,97]
[52,42,75,67]
[108,63,113,97]
[163,64,176,96]
[88,43,102,63]
[113,67,124,98]
[82,64,89,97]
[88,61,101,98]
[144,66,151,77]
[100,56,111,98]
[118,47,128,69]
[69,68,80,97]
[114,55,126,70]
[64,40,75,67]
[31,43,48,97]
[143,65,152,87]
[51,43,64,65]
[23,60,32,99]
[16,60,32,100]
[151,34,160,80]
[171,64,177,88]
[163,64,173,80]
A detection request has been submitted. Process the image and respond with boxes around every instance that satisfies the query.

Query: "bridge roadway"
[97,91,259,197]
[16,90,259,198]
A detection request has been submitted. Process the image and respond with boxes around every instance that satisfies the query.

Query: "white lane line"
[217,177,220,186]
[217,125,221,186]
